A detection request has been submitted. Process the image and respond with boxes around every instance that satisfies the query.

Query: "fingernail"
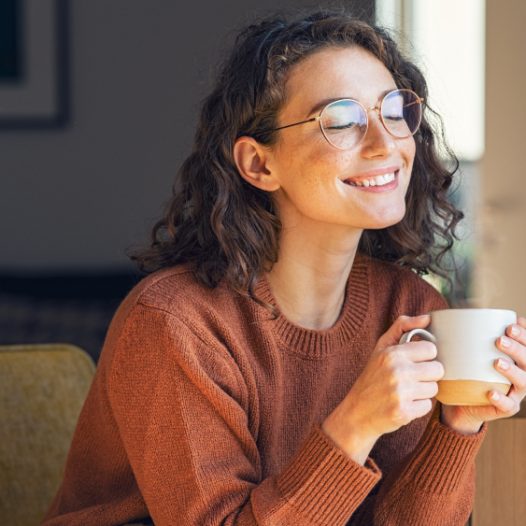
[501,336,511,348]
[490,391,500,401]
[511,325,520,337]
[497,358,510,370]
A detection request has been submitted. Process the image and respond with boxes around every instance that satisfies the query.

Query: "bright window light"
[376,0,485,161]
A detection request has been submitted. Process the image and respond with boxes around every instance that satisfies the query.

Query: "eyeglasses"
[268,88,424,150]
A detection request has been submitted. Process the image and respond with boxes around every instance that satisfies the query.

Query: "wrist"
[440,405,483,435]
[322,412,378,466]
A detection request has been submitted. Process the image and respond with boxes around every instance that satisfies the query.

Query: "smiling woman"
[233,46,420,266]
[40,8,501,526]
[133,13,462,309]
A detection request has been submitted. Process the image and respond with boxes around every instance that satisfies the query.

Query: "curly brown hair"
[128,8,463,313]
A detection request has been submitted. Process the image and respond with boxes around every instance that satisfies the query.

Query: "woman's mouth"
[342,170,399,192]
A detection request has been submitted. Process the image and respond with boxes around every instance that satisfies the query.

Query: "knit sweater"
[43,253,487,526]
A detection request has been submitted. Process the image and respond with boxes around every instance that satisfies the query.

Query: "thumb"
[378,314,431,348]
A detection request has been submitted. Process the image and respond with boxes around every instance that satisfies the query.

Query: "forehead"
[282,46,397,116]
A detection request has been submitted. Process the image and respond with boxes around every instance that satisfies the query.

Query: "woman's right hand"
[322,314,445,465]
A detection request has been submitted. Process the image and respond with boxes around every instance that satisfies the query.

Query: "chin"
[365,210,406,230]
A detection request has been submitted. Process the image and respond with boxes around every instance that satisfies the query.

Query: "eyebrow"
[305,88,396,117]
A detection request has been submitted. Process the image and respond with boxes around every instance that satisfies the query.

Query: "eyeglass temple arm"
[270,116,318,132]
[404,97,425,108]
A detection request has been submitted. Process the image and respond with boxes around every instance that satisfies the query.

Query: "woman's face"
[268,45,416,232]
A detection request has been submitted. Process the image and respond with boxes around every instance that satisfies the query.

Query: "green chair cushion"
[0,344,95,526]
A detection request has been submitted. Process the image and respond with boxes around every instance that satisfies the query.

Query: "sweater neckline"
[254,253,370,358]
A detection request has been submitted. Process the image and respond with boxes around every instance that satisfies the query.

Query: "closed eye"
[326,122,361,130]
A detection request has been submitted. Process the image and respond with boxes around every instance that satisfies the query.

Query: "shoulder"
[118,265,235,315]
[108,264,246,346]
[131,264,227,312]
[101,264,249,377]
[363,255,449,315]
[102,267,250,411]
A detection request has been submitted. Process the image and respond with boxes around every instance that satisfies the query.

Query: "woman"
[43,9,526,526]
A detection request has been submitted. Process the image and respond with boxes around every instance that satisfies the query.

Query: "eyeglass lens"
[320,89,422,149]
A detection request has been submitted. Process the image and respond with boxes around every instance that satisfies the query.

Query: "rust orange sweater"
[43,254,487,525]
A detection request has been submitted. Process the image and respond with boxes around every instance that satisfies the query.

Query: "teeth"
[346,172,396,187]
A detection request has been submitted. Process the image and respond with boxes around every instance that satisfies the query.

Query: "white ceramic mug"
[399,308,517,405]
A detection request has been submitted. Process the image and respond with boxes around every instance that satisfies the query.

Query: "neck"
[266,222,362,330]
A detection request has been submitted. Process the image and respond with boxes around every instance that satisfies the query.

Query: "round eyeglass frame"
[268,88,425,151]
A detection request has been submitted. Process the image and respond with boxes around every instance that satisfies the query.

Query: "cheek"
[302,143,352,177]
[405,137,417,164]
[299,152,348,198]
[278,137,343,186]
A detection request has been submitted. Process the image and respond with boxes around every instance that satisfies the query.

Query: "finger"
[410,398,434,419]
[497,335,526,370]
[494,358,526,393]
[487,388,521,415]
[506,322,526,347]
[380,314,431,347]
[411,381,439,400]
[413,360,445,381]
[397,340,438,364]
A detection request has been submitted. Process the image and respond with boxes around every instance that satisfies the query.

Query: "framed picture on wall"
[0,0,68,129]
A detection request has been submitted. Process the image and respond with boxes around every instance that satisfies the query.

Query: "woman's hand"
[441,316,526,434]
[322,314,444,464]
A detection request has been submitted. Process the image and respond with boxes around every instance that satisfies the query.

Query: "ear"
[233,136,281,192]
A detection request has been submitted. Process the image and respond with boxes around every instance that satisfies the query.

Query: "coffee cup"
[399,308,517,405]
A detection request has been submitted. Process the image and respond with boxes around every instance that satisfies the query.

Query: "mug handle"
[399,328,436,345]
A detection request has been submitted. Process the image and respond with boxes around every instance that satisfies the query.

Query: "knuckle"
[384,344,397,355]
[433,361,445,378]
[419,398,433,414]
[389,380,401,398]
[394,382,406,400]
[391,405,410,425]
[389,386,410,421]
[422,341,437,357]
[413,399,433,419]
[384,349,401,369]
[424,399,433,414]
[510,325,523,338]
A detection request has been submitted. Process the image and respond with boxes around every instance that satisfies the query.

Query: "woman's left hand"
[440,316,526,434]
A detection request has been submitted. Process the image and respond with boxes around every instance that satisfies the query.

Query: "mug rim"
[429,308,517,316]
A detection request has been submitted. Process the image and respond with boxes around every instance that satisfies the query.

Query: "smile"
[342,171,399,192]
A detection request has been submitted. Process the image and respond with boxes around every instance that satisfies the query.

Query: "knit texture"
[42,253,487,525]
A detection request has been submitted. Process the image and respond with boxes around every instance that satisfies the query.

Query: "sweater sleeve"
[107,303,382,526]
[371,403,487,526]
[367,275,487,525]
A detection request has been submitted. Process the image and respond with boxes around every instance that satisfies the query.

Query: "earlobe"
[233,137,280,192]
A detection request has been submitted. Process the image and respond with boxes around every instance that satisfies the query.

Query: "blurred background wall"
[0,0,374,359]
[4,0,373,272]
[473,0,526,315]
[1,0,525,362]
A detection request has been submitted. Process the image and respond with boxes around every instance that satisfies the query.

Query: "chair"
[0,343,95,526]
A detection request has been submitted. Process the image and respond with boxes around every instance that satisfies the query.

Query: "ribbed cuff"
[396,407,487,494]
[277,426,381,526]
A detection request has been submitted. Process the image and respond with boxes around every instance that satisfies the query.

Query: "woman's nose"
[360,109,396,157]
